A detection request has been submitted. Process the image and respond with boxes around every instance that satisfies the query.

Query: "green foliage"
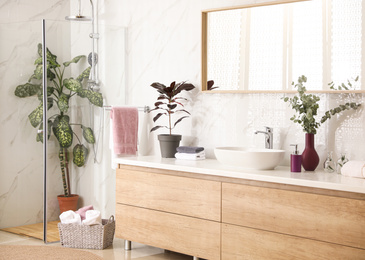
[283,75,362,134]
[14,44,104,197]
[73,144,89,167]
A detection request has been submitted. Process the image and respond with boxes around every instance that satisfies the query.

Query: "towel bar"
[103,106,150,113]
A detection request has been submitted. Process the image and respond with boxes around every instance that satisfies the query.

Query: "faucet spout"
[254,127,273,149]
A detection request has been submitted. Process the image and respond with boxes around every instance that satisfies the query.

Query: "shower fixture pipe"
[65,0,99,91]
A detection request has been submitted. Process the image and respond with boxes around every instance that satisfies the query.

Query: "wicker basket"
[58,215,115,250]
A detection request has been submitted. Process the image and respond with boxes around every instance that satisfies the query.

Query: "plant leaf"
[207,80,219,90]
[77,66,91,82]
[57,93,70,113]
[174,82,195,96]
[86,90,103,107]
[81,125,95,144]
[73,144,89,167]
[64,78,82,92]
[34,65,43,80]
[173,116,189,128]
[52,115,73,148]
[167,104,177,110]
[150,125,166,132]
[63,55,85,67]
[36,119,53,143]
[153,113,166,122]
[28,102,43,128]
[14,83,41,97]
[78,89,103,107]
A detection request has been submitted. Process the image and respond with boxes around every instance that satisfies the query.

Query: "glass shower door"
[0,20,45,240]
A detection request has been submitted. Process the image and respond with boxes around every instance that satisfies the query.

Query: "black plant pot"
[158,134,181,158]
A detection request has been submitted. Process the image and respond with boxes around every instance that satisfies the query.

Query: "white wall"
[101,0,365,161]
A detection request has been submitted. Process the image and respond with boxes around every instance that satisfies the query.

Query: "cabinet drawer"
[222,183,365,249]
[222,224,365,260]
[116,167,221,221]
[116,204,221,260]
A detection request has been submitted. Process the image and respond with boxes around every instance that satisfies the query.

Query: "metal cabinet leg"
[124,240,132,250]
[193,257,200,260]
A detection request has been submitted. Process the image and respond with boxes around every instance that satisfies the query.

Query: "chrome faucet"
[254,127,273,149]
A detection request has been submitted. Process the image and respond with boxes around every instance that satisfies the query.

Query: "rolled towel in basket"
[76,205,94,221]
[59,210,82,225]
[341,160,365,178]
[82,210,102,226]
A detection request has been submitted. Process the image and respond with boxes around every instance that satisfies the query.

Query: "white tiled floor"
[0,231,192,260]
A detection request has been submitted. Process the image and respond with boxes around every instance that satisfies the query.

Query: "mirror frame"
[201,0,365,94]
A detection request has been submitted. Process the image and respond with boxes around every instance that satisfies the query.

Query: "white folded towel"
[175,151,206,161]
[341,160,365,178]
[59,210,82,225]
[82,210,102,226]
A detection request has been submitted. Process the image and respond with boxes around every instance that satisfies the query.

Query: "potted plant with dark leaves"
[149,81,195,158]
[14,44,103,212]
[282,75,361,171]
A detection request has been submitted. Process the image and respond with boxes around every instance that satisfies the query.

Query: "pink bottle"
[290,144,302,172]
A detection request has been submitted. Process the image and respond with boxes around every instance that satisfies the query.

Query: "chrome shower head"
[65,0,93,22]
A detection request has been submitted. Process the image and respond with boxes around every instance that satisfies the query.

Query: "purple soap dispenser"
[290,144,302,172]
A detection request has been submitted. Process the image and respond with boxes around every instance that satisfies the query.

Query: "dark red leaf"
[170,81,176,89]
[173,116,189,128]
[150,125,166,132]
[153,113,165,122]
[154,101,165,107]
[174,82,195,96]
[167,104,177,110]
[207,80,219,90]
[175,109,190,115]
[157,95,168,100]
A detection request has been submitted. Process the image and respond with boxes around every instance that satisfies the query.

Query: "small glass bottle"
[336,153,349,174]
[323,152,335,173]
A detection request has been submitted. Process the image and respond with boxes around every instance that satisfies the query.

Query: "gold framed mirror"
[202,0,365,93]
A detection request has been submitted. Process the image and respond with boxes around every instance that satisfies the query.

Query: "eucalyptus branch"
[283,75,362,134]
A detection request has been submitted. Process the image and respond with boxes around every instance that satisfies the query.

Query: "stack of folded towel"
[59,205,102,226]
[175,146,205,160]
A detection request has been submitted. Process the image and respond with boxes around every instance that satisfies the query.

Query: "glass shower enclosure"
[1,1,126,241]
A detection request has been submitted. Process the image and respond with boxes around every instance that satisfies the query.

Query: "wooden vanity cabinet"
[222,183,365,260]
[116,164,365,260]
[115,165,221,260]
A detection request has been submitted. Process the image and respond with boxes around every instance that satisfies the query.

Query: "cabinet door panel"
[222,224,365,260]
[222,183,365,249]
[116,167,221,221]
[116,204,221,260]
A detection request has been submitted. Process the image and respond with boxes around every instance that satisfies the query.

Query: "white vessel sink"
[214,147,285,170]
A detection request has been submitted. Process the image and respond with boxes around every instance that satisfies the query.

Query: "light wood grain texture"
[118,165,365,200]
[222,224,365,260]
[1,221,60,242]
[116,167,221,221]
[116,204,221,260]
[222,183,365,249]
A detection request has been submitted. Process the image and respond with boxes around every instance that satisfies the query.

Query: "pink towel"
[76,205,94,221]
[110,107,138,155]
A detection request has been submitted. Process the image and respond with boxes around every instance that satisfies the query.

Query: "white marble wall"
[106,0,365,164]
[1,0,365,229]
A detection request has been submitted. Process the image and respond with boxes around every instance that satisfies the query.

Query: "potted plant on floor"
[282,75,361,171]
[149,81,195,158]
[14,43,103,212]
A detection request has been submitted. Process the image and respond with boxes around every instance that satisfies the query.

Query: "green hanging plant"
[282,75,361,134]
[14,43,103,197]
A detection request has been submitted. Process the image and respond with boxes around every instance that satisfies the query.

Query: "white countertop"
[115,156,365,194]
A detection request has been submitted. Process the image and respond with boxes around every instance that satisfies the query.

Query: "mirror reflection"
[202,0,364,92]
